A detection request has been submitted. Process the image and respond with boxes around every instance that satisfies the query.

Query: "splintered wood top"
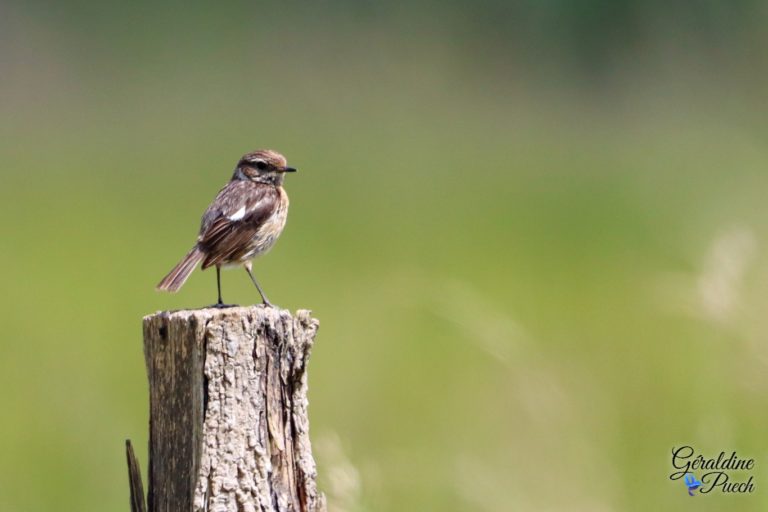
[143,304,317,325]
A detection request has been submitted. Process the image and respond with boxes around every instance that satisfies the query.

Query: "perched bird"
[157,149,296,307]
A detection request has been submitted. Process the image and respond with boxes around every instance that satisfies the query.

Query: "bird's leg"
[216,266,224,305]
[211,265,236,308]
[244,261,273,307]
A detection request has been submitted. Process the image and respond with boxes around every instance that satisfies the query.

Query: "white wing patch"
[228,206,246,221]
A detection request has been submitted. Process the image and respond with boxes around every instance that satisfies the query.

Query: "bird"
[156,149,296,307]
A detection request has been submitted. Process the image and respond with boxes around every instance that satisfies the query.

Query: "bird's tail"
[156,247,204,292]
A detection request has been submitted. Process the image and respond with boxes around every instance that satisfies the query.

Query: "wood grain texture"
[142,306,325,512]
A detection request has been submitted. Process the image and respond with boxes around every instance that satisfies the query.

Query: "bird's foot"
[210,302,238,309]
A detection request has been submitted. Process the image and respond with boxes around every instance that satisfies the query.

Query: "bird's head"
[233,149,297,185]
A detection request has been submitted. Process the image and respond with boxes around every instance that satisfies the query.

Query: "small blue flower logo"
[684,473,703,496]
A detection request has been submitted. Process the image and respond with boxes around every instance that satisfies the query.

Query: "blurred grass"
[2,2,768,511]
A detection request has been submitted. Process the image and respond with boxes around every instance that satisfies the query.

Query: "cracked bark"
[135,306,325,512]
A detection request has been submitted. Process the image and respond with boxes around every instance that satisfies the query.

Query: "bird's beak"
[280,166,297,173]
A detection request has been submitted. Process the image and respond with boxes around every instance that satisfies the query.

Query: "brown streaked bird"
[156,149,296,307]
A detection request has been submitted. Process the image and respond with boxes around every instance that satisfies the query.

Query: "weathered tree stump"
[131,306,325,512]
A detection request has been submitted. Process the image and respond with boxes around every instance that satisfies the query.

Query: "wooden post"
[129,306,325,512]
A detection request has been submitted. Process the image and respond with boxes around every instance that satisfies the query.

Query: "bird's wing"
[197,182,279,268]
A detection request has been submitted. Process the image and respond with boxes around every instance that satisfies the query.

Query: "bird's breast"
[258,188,289,237]
[246,187,289,258]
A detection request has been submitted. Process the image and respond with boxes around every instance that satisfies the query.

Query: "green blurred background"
[2,1,768,510]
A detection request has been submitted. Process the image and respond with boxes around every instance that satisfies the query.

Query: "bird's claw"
[210,302,238,309]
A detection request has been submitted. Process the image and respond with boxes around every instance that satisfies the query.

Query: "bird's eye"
[255,161,268,170]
